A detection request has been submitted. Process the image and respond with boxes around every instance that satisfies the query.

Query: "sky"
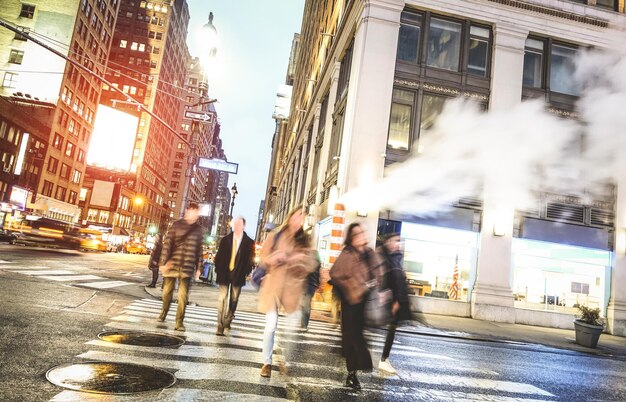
[186,0,305,238]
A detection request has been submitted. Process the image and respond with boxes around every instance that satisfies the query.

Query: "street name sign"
[198,158,239,174]
[184,111,214,122]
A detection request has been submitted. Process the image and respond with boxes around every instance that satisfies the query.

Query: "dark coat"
[378,246,411,321]
[159,219,204,278]
[148,234,163,271]
[214,232,255,287]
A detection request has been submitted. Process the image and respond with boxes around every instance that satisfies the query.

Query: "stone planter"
[573,319,604,349]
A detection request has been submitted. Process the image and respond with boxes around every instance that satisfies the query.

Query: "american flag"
[448,255,459,300]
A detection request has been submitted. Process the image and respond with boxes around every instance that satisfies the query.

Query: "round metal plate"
[46,362,176,394]
[97,331,185,347]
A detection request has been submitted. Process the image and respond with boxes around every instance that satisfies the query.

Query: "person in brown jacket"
[330,222,380,390]
[258,206,316,378]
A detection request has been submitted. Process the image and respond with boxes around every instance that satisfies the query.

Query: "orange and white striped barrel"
[328,203,345,265]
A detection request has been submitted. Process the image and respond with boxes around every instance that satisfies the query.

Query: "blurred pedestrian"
[258,206,316,377]
[377,233,410,375]
[157,203,204,331]
[147,232,163,288]
[300,253,321,330]
[214,217,255,335]
[330,222,380,390]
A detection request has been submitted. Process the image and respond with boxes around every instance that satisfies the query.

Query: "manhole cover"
[46,362,176,394]
[98,331,185,347]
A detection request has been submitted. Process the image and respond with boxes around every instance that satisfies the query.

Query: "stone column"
[470,23,528,323]
[336,0,403,243]
[608,178,626,336]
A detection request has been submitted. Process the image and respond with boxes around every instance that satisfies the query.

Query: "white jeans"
[262,309,279,365]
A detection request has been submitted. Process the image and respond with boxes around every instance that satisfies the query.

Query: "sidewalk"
[144,281,626,359]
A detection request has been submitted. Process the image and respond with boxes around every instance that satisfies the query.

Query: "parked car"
[125,241,148,254]
[0,229,17,244]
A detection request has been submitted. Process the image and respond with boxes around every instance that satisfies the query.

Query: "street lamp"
[198,12,218,71]
[230,183,238,218]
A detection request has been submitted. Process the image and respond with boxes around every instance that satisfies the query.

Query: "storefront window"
[426,18,462,71]
[512,239,610,315]
[401,223,478,302]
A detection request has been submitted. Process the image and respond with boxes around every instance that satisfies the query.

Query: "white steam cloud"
[343,46,625,217]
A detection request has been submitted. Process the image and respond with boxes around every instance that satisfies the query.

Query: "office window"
[523,38,544,88]
[387,89,414,151]
[138,43,145,52]
[42,180,53,197]
[55,185,67,201]
[2,72,18,88]
[131,42,138,50]
[72,169,82,184]
[77,149,85,163]
[53,133,63,149]
[60,163,71,179]
[426,18,462,71]
[65,141,75,158]
[47,156,59,174]
[20,4,35,19]
[14,26,30,41]
[550,44,579,96]
[468,26,490,77]
[68,190,78,204]
[119,39,127,48]
[397,11,421,63]
[9,50,24,64]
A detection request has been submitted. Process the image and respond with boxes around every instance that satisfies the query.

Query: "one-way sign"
[184,111,214,122]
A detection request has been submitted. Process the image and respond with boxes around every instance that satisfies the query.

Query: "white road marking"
[76,280,134,289]
[8,270,75,275]
[37,275,105,282]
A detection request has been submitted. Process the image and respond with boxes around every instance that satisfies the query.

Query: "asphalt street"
[1,245,626,401]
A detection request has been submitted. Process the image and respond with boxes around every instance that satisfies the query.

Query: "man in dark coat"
[377,233,410,375]
[157,203,205,331]
[147,233,163,288]
[214,216,255,335]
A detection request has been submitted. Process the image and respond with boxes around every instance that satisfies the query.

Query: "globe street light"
[198,12,218,71]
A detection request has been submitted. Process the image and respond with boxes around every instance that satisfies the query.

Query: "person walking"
[330,222,381,390]
[301,253,321,330]
[258,206,316,377]
[213,216,255,335]
[147,232,163,288]
[377,233,410,375]
[157,203,204,331]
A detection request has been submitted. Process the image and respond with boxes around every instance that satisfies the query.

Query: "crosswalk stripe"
[36,275,105,282]
[76,280,134,289]
[8,269,75,275]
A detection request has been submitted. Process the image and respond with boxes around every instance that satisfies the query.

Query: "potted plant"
[573,305,604,348]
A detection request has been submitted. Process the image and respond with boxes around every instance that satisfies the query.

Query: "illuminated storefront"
[512,239,611,315]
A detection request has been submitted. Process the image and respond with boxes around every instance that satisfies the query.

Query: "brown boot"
[260,364,272,377]
[175,323,185,331]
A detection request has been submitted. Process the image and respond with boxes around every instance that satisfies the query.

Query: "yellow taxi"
[125,241,148,254]
[79,229,107,252]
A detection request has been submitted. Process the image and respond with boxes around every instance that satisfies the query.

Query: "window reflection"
[388,89,413,150]
[550,44,579,96]
[426,18,461,71]
[523,38,544,88]
[397,12,421,63]
[468,26,490,76]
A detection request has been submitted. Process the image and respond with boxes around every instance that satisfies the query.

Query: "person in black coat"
[147,233,163,288]
[214,216,255,335]
[377,233,410,375]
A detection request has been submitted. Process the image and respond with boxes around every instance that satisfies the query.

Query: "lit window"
[426,18,462,71]
[9,49,24,64]
[2,72,18,88]
[119,39,127,48]
[138,43,145,52]
[387,89,414,151]
[19,4,35,19]
[131,42,138,50]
